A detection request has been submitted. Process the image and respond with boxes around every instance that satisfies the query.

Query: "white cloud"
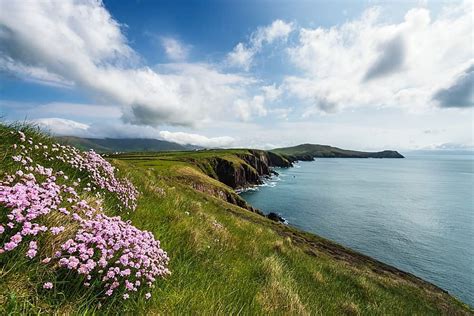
[30,117,235,148]
[286,3,473,114]
[0,0,261,127]
[231,83,283,122]
[227,19,294,70]
[261,84,283,101]
[32,118,90,137]
[161,37,190,61]
[251,19,294,48]
[227,43,254,71]
[159,131,235,148]
[0,56,74,88]
[233,95,268,121]
[121,62,255,126]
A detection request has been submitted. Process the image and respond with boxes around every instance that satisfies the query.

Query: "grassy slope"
[1,126,471,315]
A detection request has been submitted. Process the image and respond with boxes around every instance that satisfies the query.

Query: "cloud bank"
[31,117,234,148]
[159,131,235,147]
[1,1,472,150]
[286,3,473,114]
[0,0,258,127]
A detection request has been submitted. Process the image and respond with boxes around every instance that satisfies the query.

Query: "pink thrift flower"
[43,282,53,289]
[26,248,37,258]
[50,226,65,235]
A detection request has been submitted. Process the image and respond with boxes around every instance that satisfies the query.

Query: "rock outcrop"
[205,150,291,190]
[181,150,290,193]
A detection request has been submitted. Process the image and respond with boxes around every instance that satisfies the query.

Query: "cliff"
[205,150,291,189]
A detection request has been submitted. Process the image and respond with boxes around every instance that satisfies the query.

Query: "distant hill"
[271,143,404,160]
[56,136,200,153]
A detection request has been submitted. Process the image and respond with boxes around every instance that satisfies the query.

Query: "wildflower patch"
[0,130,170,301]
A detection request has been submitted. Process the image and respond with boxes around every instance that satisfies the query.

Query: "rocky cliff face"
[211,157,261,189]
[204,150,292,190]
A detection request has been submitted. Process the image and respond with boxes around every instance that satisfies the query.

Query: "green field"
[0,124,471,315]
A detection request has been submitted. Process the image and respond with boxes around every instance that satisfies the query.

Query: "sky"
[0,0,472,151]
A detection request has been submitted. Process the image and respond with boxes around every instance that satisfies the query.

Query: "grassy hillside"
[0,124,471,315]
[56,136,198,153]
[272,144,404,159]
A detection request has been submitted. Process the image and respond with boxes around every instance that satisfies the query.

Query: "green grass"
[0,123,471,315]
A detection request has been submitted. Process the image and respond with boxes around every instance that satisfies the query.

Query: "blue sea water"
[240,153,474,306]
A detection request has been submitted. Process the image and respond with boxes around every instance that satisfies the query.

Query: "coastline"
[236,158,473,309]
[110,149,472,311]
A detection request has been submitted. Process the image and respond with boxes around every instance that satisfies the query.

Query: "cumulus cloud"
[286,3,472,114]
[227,19,294,70]
[432,64,473,108]
[233,95,268,121]
[121,63,255,126]
[159,131,235,148]
[0,0,259,127]
[251,19,294,48]
[227,43,254,71]
[161,37,190,61]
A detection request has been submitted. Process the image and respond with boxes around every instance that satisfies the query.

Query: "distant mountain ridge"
[56,136,200,153]
[271,143,404,160]
[56,137,404,159]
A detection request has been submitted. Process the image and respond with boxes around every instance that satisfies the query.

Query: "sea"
[240,152,474,306]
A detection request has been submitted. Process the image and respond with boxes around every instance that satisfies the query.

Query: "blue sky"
[0,0,472,150]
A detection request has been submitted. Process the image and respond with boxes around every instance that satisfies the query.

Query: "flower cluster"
[11,131,138,211]
[0,130,169,300]
[56,213,169,297]
[0,166,64,253]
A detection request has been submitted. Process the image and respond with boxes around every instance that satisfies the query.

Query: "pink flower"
[50,226,65,235]
[43,282,53,289]
[145,293,151,300]
[4,241,17,251]
[26,248,37,258]
[0,129,168,301]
